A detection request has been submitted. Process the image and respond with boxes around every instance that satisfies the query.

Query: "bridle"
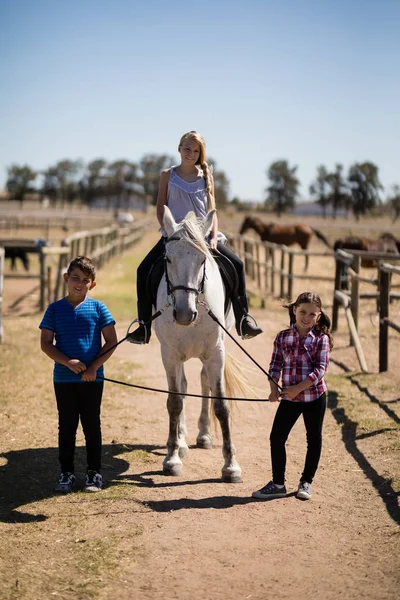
[164,235,207,300]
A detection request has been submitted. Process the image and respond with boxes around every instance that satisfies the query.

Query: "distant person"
[39,256,117,493]
[128,130,262,344]
[252,291,332,501]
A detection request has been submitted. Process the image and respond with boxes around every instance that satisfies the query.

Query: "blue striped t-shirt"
[39,297,115,383]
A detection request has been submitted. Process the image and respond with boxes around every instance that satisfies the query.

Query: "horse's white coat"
[154,207,241,481]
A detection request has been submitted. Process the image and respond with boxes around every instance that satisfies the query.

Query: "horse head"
[239,216,252,235]
[163,206,214,326]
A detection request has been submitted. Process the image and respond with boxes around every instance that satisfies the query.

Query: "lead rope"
[92,301,283,401]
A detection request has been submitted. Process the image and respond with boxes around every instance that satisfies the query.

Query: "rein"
[91,299,283,400]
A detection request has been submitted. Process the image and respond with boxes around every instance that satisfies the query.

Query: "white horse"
[154,206,249,482]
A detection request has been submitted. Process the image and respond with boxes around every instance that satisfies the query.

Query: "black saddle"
[146,250,238,314]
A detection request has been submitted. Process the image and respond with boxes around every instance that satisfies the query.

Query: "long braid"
[201,160,216,210]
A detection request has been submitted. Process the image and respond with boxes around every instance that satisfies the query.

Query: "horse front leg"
[196,365,212,449]
[205,359,242,483]
[162,363,187,476]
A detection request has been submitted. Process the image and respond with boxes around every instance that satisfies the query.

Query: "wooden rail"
[228,232,334,304]
[2,219,149,311]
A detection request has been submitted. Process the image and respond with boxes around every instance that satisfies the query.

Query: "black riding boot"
[127,321,152,344]
[231,295,263,339]
[127,301,153,344]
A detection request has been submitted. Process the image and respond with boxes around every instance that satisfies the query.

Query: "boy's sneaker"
[297,481,312,500]
[252,480,287,499]
[55,472,75,493]
[83,470,103,492]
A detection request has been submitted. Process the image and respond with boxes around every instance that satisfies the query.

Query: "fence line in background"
[1,218,149,312]
[228,233,334,305]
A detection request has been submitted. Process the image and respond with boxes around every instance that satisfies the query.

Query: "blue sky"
[1,0,399,202]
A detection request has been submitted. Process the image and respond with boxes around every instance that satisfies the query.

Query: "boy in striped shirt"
[40,256,117,493]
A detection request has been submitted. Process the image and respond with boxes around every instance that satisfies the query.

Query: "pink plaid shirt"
[269,325,330,403]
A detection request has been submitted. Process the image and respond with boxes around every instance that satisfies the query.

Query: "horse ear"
[163,205,177,237]
[202,209,216,238]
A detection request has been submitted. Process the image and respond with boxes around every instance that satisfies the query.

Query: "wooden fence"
[228,233,334,304]
[0,219,149,323]
[331,249,400,372]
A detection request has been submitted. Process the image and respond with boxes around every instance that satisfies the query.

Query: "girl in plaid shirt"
[252,292,333,501]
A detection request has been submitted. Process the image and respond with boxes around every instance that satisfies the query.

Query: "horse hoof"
[178,446,189,458]
[222,473,242,483]
[196,436,213,449]
[163,462,183,477]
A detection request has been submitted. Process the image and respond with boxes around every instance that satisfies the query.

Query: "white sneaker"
[83,470,103,492]
[252,480,287,499]
[297,481,312,500]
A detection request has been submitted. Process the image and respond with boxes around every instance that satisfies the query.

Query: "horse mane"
[174,212,213,260]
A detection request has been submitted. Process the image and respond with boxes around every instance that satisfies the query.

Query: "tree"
[309,165,330,218]
[208,158,230,208]
[348,162,383,219]
[140,154,175,205]
[388,184,400,223]
[41,159,84,206]
[106,160,139,209]
[265,160,299,216]
[6,164,37,203]
[79,159,108,206]
[325,163,352,219]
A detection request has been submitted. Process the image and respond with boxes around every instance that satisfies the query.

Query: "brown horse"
[239,215,332,271]
[333,233,399,268]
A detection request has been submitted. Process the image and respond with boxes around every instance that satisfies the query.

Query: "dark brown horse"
[333,233,399,268]
[239,215,332,271]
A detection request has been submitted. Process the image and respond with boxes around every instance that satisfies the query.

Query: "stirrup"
[239,314,262,340]
[126,318,149,345]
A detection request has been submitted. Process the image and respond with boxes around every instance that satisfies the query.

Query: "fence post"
[332,257,343,332]
[280,246,286,299]
[0,248,4,343]
[270,246,275,296]
[288,251,294,300]
[379,268,390,372]
[39,250,48,311]
[349,255,360,346]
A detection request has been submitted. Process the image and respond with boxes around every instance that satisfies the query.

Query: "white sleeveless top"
[159,166,208,236]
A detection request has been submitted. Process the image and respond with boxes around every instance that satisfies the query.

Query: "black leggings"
[136,237,246,322]
[54,382,103,473]
[270,393,326,485]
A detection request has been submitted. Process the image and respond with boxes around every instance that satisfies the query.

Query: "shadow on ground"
[328,390,400,525]
[0,442,163,523]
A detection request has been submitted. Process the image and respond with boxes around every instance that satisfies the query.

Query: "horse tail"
[311,228,332,249]
[223,352,260,404]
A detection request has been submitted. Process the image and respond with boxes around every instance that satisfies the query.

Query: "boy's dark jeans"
[270,393,326,485]
[54,381,104,474]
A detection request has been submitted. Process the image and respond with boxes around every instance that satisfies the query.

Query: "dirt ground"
[1,222,400,600]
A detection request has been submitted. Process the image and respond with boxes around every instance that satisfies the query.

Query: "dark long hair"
[283,291,333,350]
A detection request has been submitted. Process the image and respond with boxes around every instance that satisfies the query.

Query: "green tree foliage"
[325,163,352,218]
[6,164,37,202]
[41,159,84,206]
[388,184,400,223]
[309,165,330,218]
[265,160,299,216]
[79,158,108,205]
[208,158,230,207]
[348,162,383,219]
[140,154,175,205]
